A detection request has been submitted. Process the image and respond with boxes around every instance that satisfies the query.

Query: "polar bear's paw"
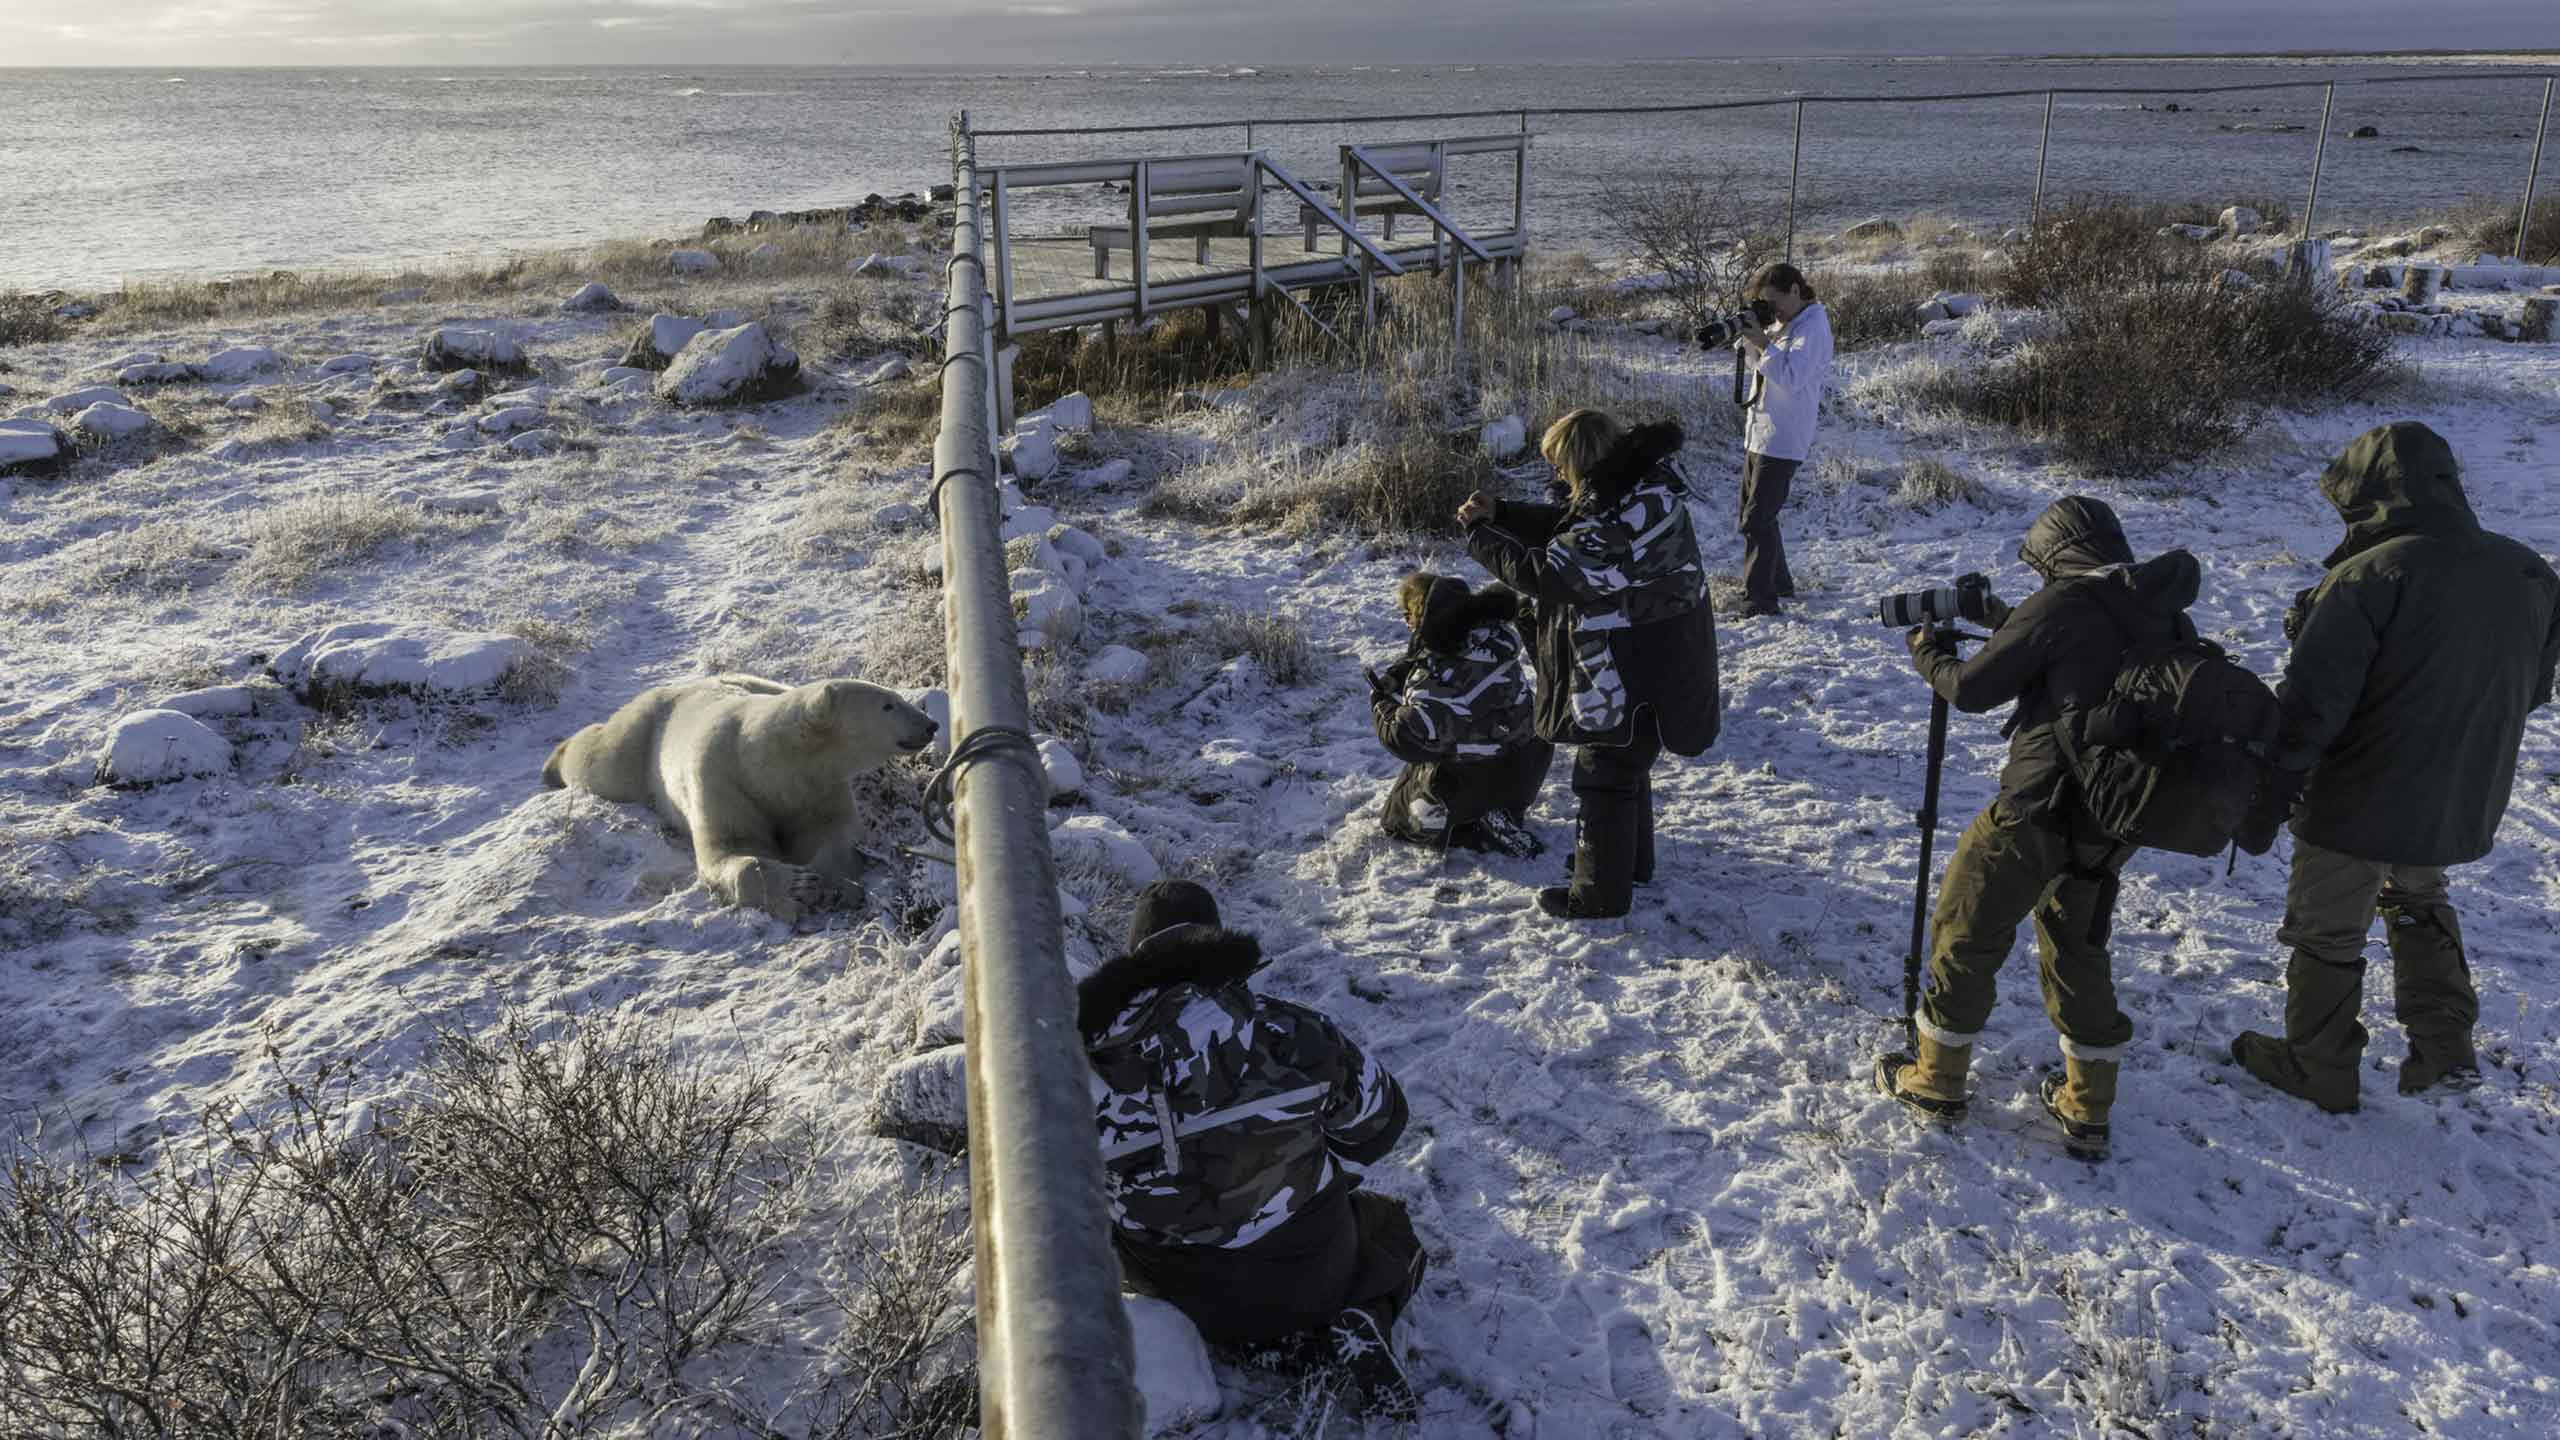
[726,856,865,926]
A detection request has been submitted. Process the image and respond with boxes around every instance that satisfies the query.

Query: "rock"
[870,1046,969,1156]
[619,313,706,370]
[1035,735,1085,800]
[477,405,548,435]
[72,402,156,441]
[2212,268,2260,293]
[1005,423,1060,482]
[2162,223,2216,243]
[1914,298,1952,324]
[1049,813,1161,887]
[1000,504,1057,545]
[420,327,523,373]
[377,286,429,305]
[1547,304,1577,324]
[599,366,656,390]
[43,385,130,415]
[95,710,232,788]
[54,302,97,320]
[670,248,721,276]
[703,308,752,329]
[1127,1296,1222,1435]
[505,428,564,456]
[872,500,924,529]
[267,622,528,700]
[656,323,802,407]
[864,354,912,385]
[1072,458,1134,490]
[2350,124,2381,139]
[1010,568,1083,647]
[915,965,966,1049]
[2416,225,2452,249]
[904,687,953,760]
[1025,392,1094,435]
[2219,206,2263,237]
[1047,524,1107,568]
[119,361,199,385]
[1843,217,1902,242]
[434,368,486,396]
[746,242,785,264]
[1189,737,1275,793]
[199,347,286,383]
[318,353,375,375]
[852,252,929,278]
[85,351,161,377]
[1920,317,1967,340]
[1088,644,1148,687]
[1933,292,1980,319]
[560,281,623,313]
[2403,266,2444,306]
[161,685,257,718]
[0,418,69,475]
[1480,414,1528,460]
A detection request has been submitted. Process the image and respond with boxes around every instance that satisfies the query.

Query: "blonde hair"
[1397,572,1440,632]
[1540,408,1625,505]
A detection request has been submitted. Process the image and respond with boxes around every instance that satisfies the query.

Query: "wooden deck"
[993,227,1526,335]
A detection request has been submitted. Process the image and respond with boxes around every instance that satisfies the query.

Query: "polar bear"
[542,673,938,923]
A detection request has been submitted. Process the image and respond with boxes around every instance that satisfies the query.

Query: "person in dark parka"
[1876,497,2202,1158]
[1461,409,1720,919]
[1372,572,1552,856]
[2232,422,2560,1113]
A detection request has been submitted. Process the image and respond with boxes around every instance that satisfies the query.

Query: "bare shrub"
[1896,455,1986,510]
[63,520,235,595]
[2445,195,2560,265]
[510,497,671,554]
[852,592,948,690]
[1824,269,1936,352]
[234,495,480,595]
[1237,425,1490,539]
[843,378,946,460]
[1922,248,1988,295]
[492,611,591,707]
[0,294,67,349]
[1598,171,1779,327]
[232,396,332,450]
[1995,195,2209,307]
[1200,605,1314,687]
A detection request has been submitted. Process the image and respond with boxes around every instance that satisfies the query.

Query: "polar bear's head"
[793,678,939,771]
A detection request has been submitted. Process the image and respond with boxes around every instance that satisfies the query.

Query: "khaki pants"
[2273,836,2477,1071]
[1917,799,2134,1058]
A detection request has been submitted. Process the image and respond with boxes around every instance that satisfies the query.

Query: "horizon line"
[4,48,2557,71]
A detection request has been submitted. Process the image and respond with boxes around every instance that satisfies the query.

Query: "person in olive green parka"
[2232,421,2560,1113]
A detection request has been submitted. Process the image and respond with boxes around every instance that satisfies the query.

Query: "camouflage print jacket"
[1468,422,1722,755]
[1077,925,1408,1250]
[1371,582,1540,766]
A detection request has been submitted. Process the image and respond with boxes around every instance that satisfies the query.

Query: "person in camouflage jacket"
[1372,573,1553,855]
[1463,412,1720,918]
[1079,881,1426,1414]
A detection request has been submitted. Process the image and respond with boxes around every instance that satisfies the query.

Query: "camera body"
[1878,573,1993,630]
[1696,297,1778,350]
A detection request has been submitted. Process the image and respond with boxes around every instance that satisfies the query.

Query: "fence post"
[2303,82,2336,240]
[2522,76,2554,261]
[938,112,1143,1440]
[1785,98,1804,261]
[2032,91,2056,224]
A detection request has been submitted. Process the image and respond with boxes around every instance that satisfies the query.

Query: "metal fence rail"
[936,111,1142,1440]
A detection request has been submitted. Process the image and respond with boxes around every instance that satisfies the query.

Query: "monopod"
[1903,625,1986,1050]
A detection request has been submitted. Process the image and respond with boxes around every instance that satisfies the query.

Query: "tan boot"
[1875,1033,1972,1122]
[2039,1056,2117,1160]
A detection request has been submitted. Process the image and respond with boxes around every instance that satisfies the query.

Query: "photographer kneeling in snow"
[1877,499,2201,1158]
[1080,881,1426,1418]
[1462,409,1720,920]
[1372,572,1553,857]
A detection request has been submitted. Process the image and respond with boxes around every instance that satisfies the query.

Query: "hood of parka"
[2019,496,2136,581]
[2088,547,2204,631]
[1077,925,1265,1048]
[1417,580,1528,653]
[1578,421,1687,505]
[2319,421,2480,567]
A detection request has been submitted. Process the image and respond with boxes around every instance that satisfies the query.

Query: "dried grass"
[233,495,485,595]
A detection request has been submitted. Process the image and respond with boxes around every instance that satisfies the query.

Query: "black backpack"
[2056,639,2285,857]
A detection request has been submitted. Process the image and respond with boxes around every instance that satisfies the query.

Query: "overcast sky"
[1,0,2551,67]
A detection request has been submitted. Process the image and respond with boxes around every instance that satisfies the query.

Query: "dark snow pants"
[1916,798,2134,1061]
[1569,725,1662,911]
[1739,450,1799,613]
[1114,1185,1426,1347]
[1381,742,1553,844]
[2273,837,2477,1083]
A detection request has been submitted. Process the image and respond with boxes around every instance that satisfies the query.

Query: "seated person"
[1079,880,1426,1418]
[1371,573,1553,858]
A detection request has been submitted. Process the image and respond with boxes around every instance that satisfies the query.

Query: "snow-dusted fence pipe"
[936,110,1143,1440]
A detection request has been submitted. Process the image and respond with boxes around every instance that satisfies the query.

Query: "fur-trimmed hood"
[1076,925,1266,1045]
[1417,580,1529,653]
[1580,421,1687,506]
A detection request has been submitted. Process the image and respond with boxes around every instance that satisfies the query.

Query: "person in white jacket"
[1733,262,1834,618]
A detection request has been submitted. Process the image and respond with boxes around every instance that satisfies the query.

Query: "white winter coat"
[1742,301,1834,463]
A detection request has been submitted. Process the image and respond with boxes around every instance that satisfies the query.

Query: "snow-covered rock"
[477,406,548,435]
[670,248,721,276]
[1844,217,1902,242]
[1921,317,1968,341]
[871,501,924,530]
[624,313,708,370]
[1035,735,1085,800]
[1000,505,1057,546]
[505,428,564,456]
[904,687,953,760]
[1071,457,1134,490]
[43,385,129,414]
[870,1046,968,1156]
[1005,424,1060,482]
[0,418,69,474]
[86,350,162,376]
[119,361,198,385]
[160,685,257,719]
[2220,206,2264,237]
[1049,813,1162,887]
[655,323,801,407]
[1481,413,1528,460]
[1024,392,1094,435]
[95,710,231,787]
[864,354,912,385]
[746,241,784,264]
[1048,524,1107,568]
[420,327,523,373]
[1190,737,1276,793]
[1010,568,1083,648]
[267,622,529,700]
[1126,1296,1222,1435]
[2162,223,2216,243]
[72,402,156,441]
[435,367,486,395]
[599,366,655,390]
[319,353,376,375]
[199,347,287,383]
[560,281,623,313]
[1547,304,1577,324]
[852,253,930,278]
[1088,644,1148,687]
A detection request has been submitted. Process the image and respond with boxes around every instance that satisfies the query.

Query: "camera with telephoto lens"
[1877,573,1993,629]
[1696,297,1777,349]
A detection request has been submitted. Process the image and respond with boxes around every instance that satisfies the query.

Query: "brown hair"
[1539,408,1625,506]
[1397,572,1440,632]
[1749,261,1816,303]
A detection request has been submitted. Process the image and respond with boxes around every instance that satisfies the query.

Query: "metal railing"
[937,111,1142,1440]
[975,67,2558,261]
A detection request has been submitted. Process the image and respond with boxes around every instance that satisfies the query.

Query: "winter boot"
[1477,809,1544,859]
[1539,885,1629,920]
[1554,788,1641,918]
[1327,1305,1420,1420]
[2398,1041,2483,1097]
[2229,1032,2360,1114]
[1875,1032,1972,1123]
[2038,1057,2117,1161]
[2381,898,2482,1095]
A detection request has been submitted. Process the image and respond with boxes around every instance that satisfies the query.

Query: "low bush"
[0,294,66,350]
[1825,269,1937,352]
[2451,195,2560,264]
[1995,195,2211,307]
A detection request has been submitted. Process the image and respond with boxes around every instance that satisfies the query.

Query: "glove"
[2281,586,2316,642]
[1906,625,1946,667]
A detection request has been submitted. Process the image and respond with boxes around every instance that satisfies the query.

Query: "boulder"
[560,281,623,313]
[1048,813,1162,887]
[318,353,375,375]
[72,402,156,441]
[1843,217,1902,242]
[746,242,785,264]
[1072,457,1134,490]
[1932,291,1980,319]
[599,366,656,390]
[655,323,802,407]
[0,418,69,475]
[85,350,162,376]
[160,685,257,719]
[435,368,486,395]
[419,327,524,374]
[2349,124,2381,139]
[1546,303,1577,324]
[670,248,721,276]
[1000,504,1057,545]
[477,405,548,435]
[95,710,232,788]
[1035,735,1085,800]
[1005,422,1060,482]
[2219,207,2263,237]
[2162,223,2216,243]
[505,428,564,456]
[621,313,707,370]
[267,622,528,700]
[1480,413,1528,460]
[1126,1297,1222,1435]
[1010,568,1083,648]
[1024,392,1094,434]
[1088,644,1148,687]
[872,500,924,530]
[43,385,130,415]
[119,361,199,385]
[1048,523,1107,568]
[199,347,286,383]
[870,1046,968,1156]
[864,354,912,385]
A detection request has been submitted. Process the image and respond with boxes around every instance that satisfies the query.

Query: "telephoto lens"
[1876,574,1989,628]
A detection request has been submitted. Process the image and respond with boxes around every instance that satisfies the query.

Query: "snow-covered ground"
[5,253,2559,1437]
